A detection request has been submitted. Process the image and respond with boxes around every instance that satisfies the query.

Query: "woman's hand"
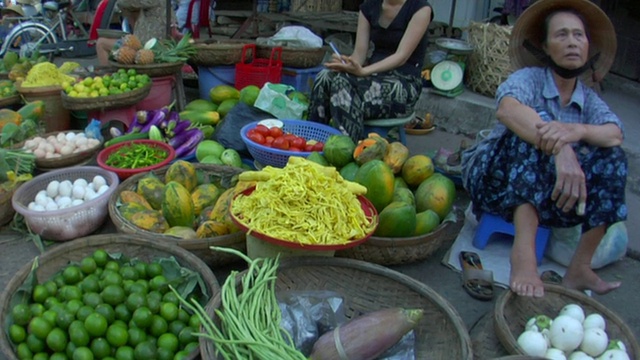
[324,55,367,76]
[552,145,587,214]
[535,121,585,155]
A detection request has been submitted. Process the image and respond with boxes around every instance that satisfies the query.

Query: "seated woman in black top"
[308,0,433,143]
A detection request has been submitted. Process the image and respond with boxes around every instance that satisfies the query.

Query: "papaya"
[210,187,241,233]
[130,210,170,233]
[383,142,409,174]
[164,226,198,239]
[374,201,417,238]
[136,174,165,210]
[165,160,198,192]
[185,99,218,112]
[119,190,152,210]
[195,220,229,239]
[354,160,395,213]
[392,187,415,207]
[217,99,239,118]
[353,133,388,165]
[401,154,434,188]
[209,84,240,104]
[394,176,409,190]
[414,209,441,236]
[179,110,220,126]
[17,101,45,121]
[198,205,215,226]
[162,181,195,228]
[306,151,329,166]
[339,162,360,182]
[238,85,260,106]
[414,173,456,219]
[191,183,223,216]
[0,109,21,131]
[323,135,356,168]
[118,202,149,222]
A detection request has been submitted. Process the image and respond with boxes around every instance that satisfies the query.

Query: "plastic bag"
[546,222,628,269]
[85,119,104,142]
[256,25,323,48]
[211,102,273,156]
[254,82,308,120]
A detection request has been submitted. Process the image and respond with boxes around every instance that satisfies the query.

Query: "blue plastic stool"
[363,111,415,145]
[472,212,551,265]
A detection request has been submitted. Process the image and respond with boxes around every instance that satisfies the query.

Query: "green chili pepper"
[105,142,168,169]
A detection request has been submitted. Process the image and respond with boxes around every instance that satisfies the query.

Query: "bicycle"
[0,1,91,61]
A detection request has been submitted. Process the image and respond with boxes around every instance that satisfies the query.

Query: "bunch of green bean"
[173,247,307,360]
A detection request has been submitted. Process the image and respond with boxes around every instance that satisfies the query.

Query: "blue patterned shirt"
[462,67,623,185]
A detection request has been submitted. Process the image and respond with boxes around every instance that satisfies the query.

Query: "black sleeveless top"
[360,0,433,76]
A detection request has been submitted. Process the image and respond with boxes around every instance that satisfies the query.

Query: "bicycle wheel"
[5,25,58,61]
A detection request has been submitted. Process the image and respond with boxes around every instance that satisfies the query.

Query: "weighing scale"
[430,38,474,97]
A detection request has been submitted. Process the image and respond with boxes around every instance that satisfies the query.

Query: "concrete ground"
[0,56,639,358]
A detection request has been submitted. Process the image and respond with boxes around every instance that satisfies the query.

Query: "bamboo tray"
[60,82,151,111]
[109,61,184,77]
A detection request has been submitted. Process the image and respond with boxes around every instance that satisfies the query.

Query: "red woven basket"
[235,44,283,89]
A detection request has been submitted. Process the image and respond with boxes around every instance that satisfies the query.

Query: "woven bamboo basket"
[17,84,70,133]
[335,208,464,265]
[60,82,152,111]
[190,39,254,67]
[494,284,640,358]
[0,183,20,227]
[466,22,514,98]
[108,163,247,267]
[0,234,219,360]
[201,256,473,359]
[0,94,20,107]
[256,45,328,68]
[15,130,103,169]
[470,311,513,360]
[108,61,184,77]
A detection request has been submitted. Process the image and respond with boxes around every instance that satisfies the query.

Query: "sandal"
[459,251,494,301]
[541,270,563,285]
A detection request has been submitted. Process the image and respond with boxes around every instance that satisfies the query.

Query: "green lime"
[30,303,45,317]
[146,291,161,314]
[63,265,84,285]
[149,315,168,337]
[133,263,147,280]
[80,275,100,294]
[61,285,83,302]
[101,271,123,288]
[149,275,168,293]
[80,257,97,275]
[146,263,163,279]
[126,292,147,313]
[157,333,179,353]
[72,346,94,360]
[168,320,186,337]
[115,346,135,360]
[66,340,77,359]
[101,284,126,306]
[161,292,179,305]
[132,307,153,329]
[129,281,148,295]
[173,350,189,360]
[185,341,198,353]
[76,306,94,322]
[119,266,138,281]
[114,303,132,323]
[84,313,108,337]
[9,324,27,344]
[104,261,120,273]
[159,303,178,323]
[82,292,103,308]
[53,274,66,288]
[157,347,174,360]
[177,308,190,324]
[11,303,32,326]
[69,321,90,347]
[50,353,69,360]
[46,327,68,352]
[56,308,75,330]
[16,342,33,360]
[94,303,115,324]
[127,327,147,347]
[33,352,48,360]
[65,299,83,316]
[44,297,62,310]
[26,333,46,353]
[106,324,128,347]
[29,316,53,340]
[90,337,111,359]
[134,340,157,359]
[42,309,58,326]
[92,249,109,268]
[43,280,58,298]
[178,327,196,346]
[188,314,201,330]
[32,285,49,304]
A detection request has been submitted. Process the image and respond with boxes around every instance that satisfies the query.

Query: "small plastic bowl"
[97,139,176,180]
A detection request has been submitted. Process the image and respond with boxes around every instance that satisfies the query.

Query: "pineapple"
[134,49,155,65]
[111,46,137,65]
[122,34,142,51]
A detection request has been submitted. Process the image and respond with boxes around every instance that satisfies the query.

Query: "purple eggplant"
[161,111,180,130]
[140,110,167,133]
[172,128,203,158]
[167,120,191,139]
[126,111,147,133]
[110,127,123,138]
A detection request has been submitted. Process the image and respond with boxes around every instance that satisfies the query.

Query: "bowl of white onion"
[11,166,119,241]
[20,130,103,170]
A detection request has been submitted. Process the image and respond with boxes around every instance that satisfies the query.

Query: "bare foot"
[510,252,544,297]
[563,265,621,295]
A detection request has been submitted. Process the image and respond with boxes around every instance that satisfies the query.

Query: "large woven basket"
[466,22,514,98]
[335,208,464,265]
[256,45,328,68]
[108,163,247,267]
[201,256,473,359]
[60,82,152,111]
[108,61,184,77]
[0,94,20,108]
[190,39,254,67]
[0,234,219,360]
[470,311,513,360]
[494,284,640,358]
[0,183,21,227]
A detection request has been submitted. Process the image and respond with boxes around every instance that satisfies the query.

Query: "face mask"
[523,39,600,80]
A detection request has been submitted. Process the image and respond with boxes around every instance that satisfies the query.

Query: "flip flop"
[541,270,563,285]
[459,251,494,301]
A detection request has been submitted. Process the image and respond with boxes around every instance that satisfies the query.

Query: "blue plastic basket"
[241,120,342,168]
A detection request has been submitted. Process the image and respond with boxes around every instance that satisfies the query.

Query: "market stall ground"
[1,56,639,357]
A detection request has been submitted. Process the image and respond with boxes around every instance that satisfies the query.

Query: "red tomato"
[304,144,314,152]
[312,142,324,152]
[269,127,283,138]
[254,124,270,136]
[282,133,298,142]
[247,132,266,145]
[264,136,275,147]
[290,137,306,149]
[272,136,290,150]
[289,146,302,152]
[247,128,258,137]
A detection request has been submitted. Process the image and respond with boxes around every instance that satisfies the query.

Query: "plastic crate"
[280,65,324,95]
[235,44,282,90]
[198,65,236,100]
[241,120,341,168]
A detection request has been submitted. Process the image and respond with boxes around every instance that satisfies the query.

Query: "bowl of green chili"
[97,139,176,180]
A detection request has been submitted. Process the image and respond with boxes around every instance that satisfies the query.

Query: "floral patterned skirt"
[462,131,628,231]
[308,69,422,142]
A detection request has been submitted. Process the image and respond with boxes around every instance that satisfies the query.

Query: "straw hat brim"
[1,5,25,17]
[509,0,617,83]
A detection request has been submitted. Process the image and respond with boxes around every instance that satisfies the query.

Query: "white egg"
[46,135,56,143]
[72,185,85,200]
[92,175,107,189]
[37,189,47,198]
[71,199,84,207]
[83,188,97,201]
[56,196,72,208]
[46,181,60,198]
[87,183,95,191]
[73,178,89,188]
[45,202,59,211]
[58,181,73,197]
[33,204,46,212]
[56,132,66,142]
[87,139,101,148]
[28,202,36,210]
[74,137,88,147]
[60,145,74,156]
[33,149,46,158]
[35,192,48,206]
[65,132,76,142]
[97,184,109,195]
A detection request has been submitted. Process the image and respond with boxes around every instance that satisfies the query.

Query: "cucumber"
[104,132,149,148]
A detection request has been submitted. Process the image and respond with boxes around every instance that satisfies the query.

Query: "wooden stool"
[363,111,415,145]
